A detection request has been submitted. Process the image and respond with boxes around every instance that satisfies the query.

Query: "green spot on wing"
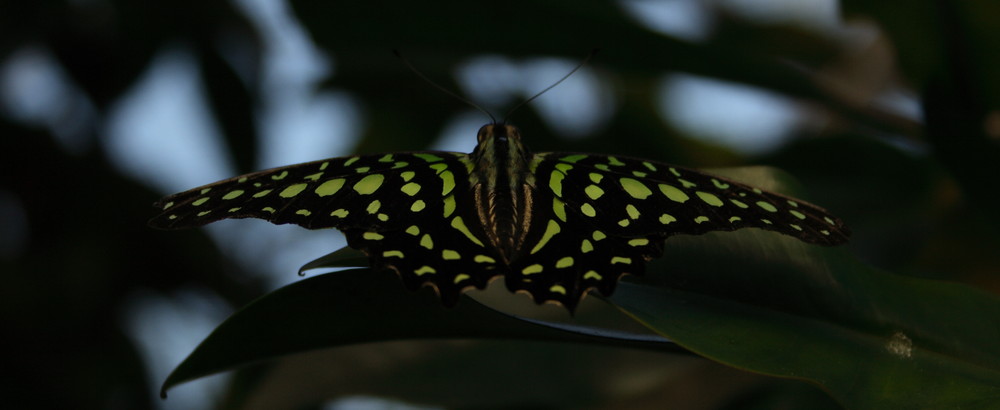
[279,183,308,198]
[553,198,567,222]
[442,249,461,260]
[530,220,561,254]
[626,204,640,219]
[401,182,421,196]
[696,191,724,207]
[442,195,456,217]
[757,201,778,212]
[611,256,632,264]
[353,174,385,195]
[585,185,605,200]
[628,238,649,246]
[315,179,346,197]
[451,217,485,247]
[549,170,566,197]
[522,264,544,275]
[556,257,574,268]
[414,266,436,276]
[383,250,404,258]
[415,153,443,162]
[659,184,689,203]
[439,170,456,196]
[411,200,426,213]
[620,178,653,199]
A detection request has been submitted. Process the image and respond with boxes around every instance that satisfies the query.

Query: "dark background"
[2,1,998,409]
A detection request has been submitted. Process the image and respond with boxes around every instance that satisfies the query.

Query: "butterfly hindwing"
[504,192,666,311]
[340,154,505,306]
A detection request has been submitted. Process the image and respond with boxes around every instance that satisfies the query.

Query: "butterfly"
[150,123,849,312]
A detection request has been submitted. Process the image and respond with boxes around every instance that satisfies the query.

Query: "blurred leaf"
[615,229,1000,410]
[289,0,916,152]
[920,1,1000,231]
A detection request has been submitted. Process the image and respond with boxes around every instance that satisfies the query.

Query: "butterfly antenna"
[504,48,599,121]
[393,50,496,124]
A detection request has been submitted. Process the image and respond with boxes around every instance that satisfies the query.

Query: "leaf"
[612,229,1000,410]
[160,267,687,397]
[297,246,370,273]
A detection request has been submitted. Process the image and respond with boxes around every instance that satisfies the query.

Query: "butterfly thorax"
[469,124,537,264]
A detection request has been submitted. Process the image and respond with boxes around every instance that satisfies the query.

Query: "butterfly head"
[477,123,522,144]
[471,124,532,171]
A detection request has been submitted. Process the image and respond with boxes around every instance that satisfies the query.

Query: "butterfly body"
[150,124,849,311]
[468,125,537,263]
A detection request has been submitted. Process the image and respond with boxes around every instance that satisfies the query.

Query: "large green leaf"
[160,265,687,396]
[614,229,1000,409]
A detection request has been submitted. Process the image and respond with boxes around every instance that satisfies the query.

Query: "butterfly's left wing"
[149,152,505,306]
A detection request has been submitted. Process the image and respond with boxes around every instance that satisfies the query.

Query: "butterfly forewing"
[533,153,850,245]
[151,152,453,230]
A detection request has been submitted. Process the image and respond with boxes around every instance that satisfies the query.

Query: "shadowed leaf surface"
[614,230,1000,410]
[161,265,687,396]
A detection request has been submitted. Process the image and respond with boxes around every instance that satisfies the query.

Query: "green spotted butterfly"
[149,124,849,312]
